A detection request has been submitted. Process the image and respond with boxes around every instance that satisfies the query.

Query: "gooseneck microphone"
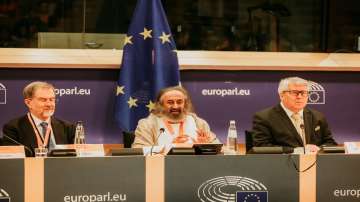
[2,133,34,156]
[150,128,165,156]
[300,124,306,154]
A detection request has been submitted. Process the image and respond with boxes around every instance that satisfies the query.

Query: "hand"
[195,129,211,143]
[173,135,190,143]
[305,144,320,154]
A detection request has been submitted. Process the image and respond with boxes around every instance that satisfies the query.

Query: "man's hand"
[173,135,190,143]
[195,129,211,143]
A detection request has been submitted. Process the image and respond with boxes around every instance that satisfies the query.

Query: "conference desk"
[0,154,359,202]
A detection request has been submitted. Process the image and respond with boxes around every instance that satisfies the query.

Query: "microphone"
[2,133,34,157]
[150,128,165,156]
[300,124,306,154]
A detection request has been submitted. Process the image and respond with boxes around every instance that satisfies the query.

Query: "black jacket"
[252,104,337,148]
[2,115,75,156]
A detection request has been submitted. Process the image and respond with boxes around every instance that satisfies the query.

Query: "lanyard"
[27,113,51,148]
[163,119,184,136]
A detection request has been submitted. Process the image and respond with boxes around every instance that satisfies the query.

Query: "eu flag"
[115,0,180,131]
[237,191,268,202]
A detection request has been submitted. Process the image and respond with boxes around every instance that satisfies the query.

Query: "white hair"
[278,77,310,94]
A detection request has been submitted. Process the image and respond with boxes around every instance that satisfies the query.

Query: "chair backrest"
[122,131,135,148]
[245,130,253,153]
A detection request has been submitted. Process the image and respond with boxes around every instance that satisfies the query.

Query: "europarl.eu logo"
[308,81,325,105]
[0,83,6,104]
[197,176,268,202]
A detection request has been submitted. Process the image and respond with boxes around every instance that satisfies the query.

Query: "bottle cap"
[230,120,235,124]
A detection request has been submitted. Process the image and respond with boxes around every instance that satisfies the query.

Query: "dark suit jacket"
[251,104,337,148]
[2,115,75,156]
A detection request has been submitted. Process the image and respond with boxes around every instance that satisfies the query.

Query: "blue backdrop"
[1,68,359,144]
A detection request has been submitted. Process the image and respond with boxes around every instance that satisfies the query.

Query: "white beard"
[43,110,54,118]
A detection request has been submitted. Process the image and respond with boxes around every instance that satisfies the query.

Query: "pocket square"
[315,125,321,132]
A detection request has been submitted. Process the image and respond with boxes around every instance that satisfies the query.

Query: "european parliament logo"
[0,83,6,104]
[0,188,10,202]
[197,176,268,202]
[308,81,325,104]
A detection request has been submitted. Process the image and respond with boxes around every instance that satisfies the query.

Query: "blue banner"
[1,69,360,144]
[114,0,180,131]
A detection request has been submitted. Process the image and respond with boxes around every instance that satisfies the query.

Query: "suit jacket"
[2,115,75,156]
[251,104,337,148]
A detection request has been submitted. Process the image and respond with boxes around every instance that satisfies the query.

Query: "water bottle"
[227,120,237,153]
[74,121,85,144]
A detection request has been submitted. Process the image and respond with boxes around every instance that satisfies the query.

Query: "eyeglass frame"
[283,90,309,97]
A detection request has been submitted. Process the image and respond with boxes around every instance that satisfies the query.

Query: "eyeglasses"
[284,90,308,97]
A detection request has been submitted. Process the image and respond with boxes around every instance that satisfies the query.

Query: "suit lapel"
[275,104,304,145]
[51,118,63,144]
[21,116,38,148]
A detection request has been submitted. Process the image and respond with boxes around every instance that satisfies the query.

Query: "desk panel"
[165,155,299,202]
[0,159,24,202]
[44,157,145,202]
[317,154,360,202]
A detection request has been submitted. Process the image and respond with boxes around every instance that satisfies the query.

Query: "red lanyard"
[27,113,51,148]
[163,119,184,136]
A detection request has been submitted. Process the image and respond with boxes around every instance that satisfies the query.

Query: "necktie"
[40,122,55,148]
[291,113,306,145]
[40,122,48,138]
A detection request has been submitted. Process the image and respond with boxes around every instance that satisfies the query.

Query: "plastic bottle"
[226,120,237,153]
[74,121,85,144]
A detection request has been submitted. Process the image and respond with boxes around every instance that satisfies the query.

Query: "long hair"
[152,86,194,116]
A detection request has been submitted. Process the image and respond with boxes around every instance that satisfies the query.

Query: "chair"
[122,131,135,148]
[245,130,253,153]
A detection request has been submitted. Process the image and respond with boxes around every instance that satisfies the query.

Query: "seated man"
[2,81,75,156]
[132,86,217,147]
[251,77,337,153]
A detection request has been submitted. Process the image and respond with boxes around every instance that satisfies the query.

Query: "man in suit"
[2,81,75,156]
[251,77,337,153]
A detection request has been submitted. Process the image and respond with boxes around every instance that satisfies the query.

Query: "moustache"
[169,108,181,113]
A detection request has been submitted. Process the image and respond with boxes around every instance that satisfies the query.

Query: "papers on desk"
[293,147,305,154]
[344,142,360,154]
[0,146,25,158]
[56,144,105,157]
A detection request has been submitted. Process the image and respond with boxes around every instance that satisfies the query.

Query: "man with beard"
[132,86,217,148]
[2,81,75,156]
[251,77,337,153]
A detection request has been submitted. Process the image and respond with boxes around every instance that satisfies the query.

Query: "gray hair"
[23,81,55,99]
[278,77,310,94]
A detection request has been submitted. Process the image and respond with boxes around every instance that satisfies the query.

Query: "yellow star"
[146,100,156,112]
[116,85,125,96]
[140,28,152,40]
[124,35,133,46]
[127,97,138,108]
[158,32,171,44]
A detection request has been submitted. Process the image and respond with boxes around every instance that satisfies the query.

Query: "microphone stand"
[2,133,34,157]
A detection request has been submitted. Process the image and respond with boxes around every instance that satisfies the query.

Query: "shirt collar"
[280,102,304,118]
[30,113,51,126]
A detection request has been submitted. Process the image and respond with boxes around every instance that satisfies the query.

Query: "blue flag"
[115,0,180,131]
[237,191,268,202]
